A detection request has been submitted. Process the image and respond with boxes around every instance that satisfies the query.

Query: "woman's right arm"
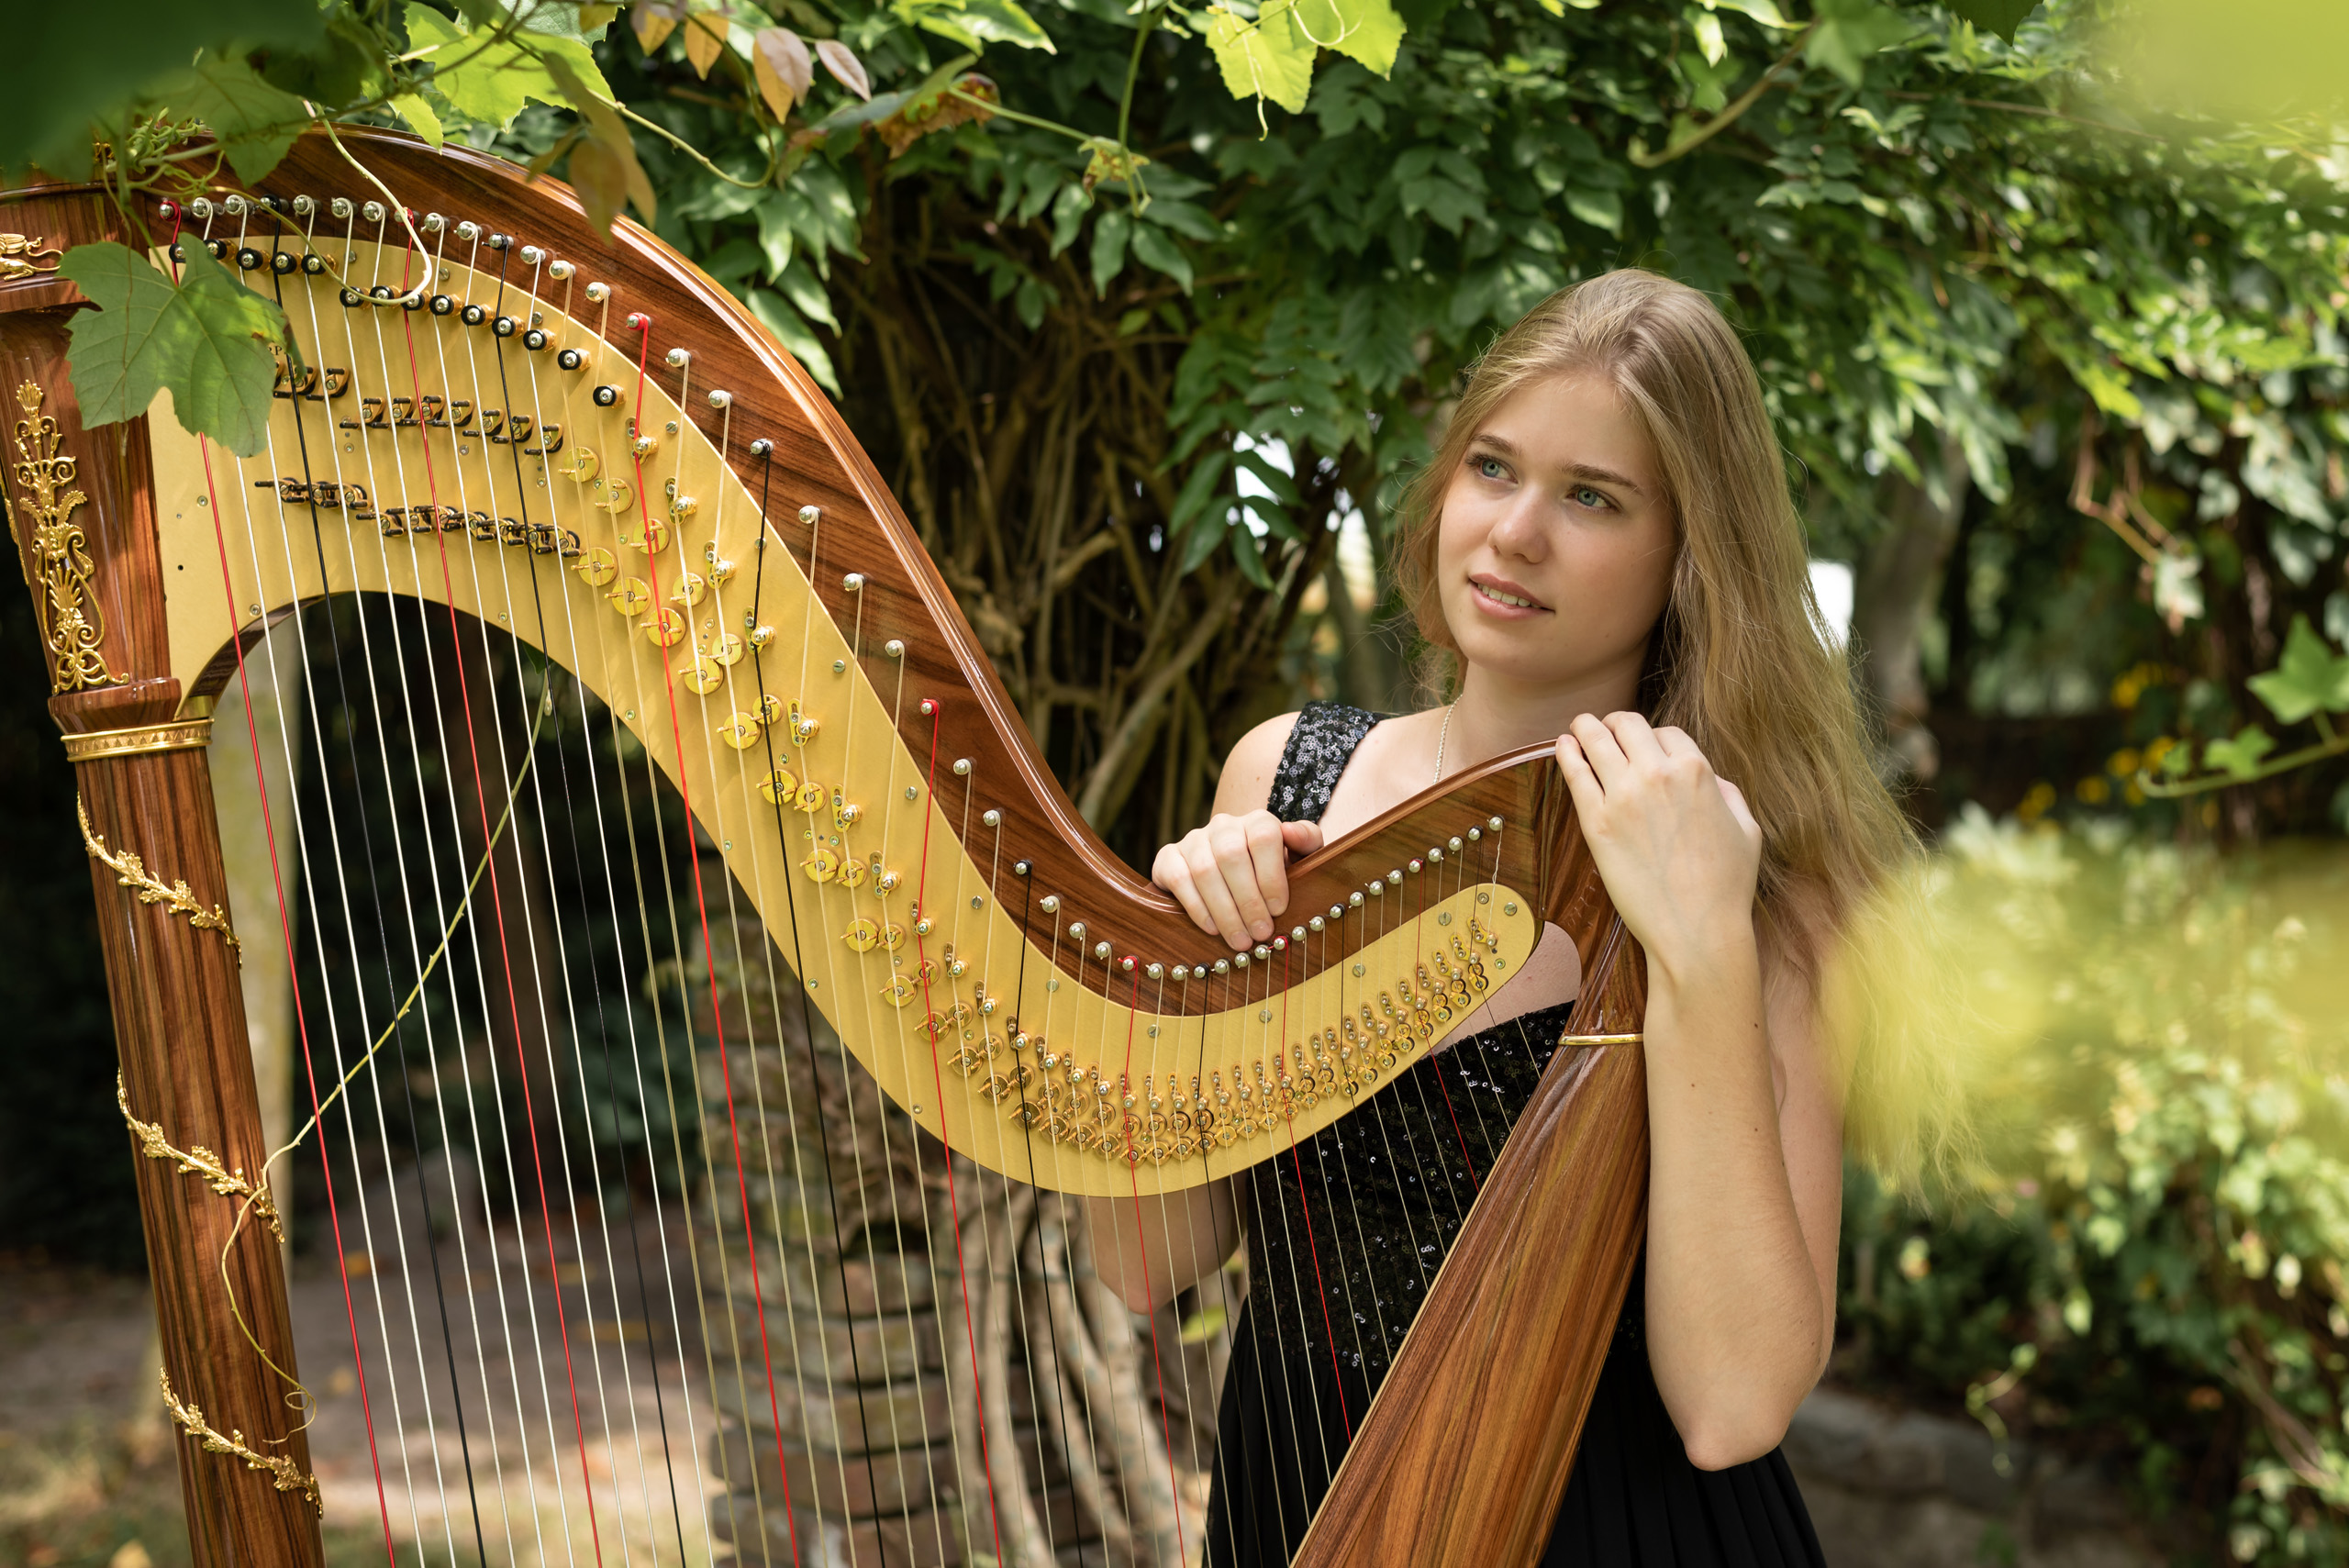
[1085,712,1319,1314]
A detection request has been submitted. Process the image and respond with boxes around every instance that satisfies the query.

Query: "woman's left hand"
[1555,711,1763,975]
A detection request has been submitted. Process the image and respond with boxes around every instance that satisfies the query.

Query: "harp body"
[0,129,1647,1568]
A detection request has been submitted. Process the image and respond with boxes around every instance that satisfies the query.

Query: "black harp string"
[514,248,703,1568]
[296,208,494,1566]
[745,479,897,1568]
[484,230,662,1552]
[597,329,774,1563]
[445,223,608,1551]
[252,209,457,1540]
[657,340,824,1566]
[499,239,703,1560]
[360,206,535,1562]
[406,211,561,1562]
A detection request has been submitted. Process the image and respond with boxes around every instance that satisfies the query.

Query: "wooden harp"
[0,128,1647,1568]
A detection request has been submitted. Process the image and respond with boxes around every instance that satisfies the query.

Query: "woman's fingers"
[1242,814,1292,941]
[1185,836,1254,949]
[1554,732,1609,819]
[1153,845,1216,935]
[1716,774,1761,840]
[1280,819,1324,858]
[1568,711,1631,790]
[1602,709,1670,773]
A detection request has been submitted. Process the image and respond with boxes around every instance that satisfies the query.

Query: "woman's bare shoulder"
[1209,711,1308,817]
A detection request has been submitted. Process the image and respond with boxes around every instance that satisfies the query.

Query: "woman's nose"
[1486,493,1548,561]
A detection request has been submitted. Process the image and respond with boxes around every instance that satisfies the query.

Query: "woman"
[1086,269,1913,1564]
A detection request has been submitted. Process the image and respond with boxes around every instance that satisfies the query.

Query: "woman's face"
[1434,372,1677,695]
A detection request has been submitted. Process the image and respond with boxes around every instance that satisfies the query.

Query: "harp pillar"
[3,284,326,1566]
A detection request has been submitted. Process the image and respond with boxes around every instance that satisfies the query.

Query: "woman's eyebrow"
[1469,432,1647,495]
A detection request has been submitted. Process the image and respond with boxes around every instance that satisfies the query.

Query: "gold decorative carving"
[62,717,214,762]
[0,234,62,281]
[9,379,125,692]
[77,794,242,958]
[159,1367,320,1513]
[117,1073,284,1241]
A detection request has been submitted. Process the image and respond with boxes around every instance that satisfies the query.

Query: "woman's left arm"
[1558,712,1843,1472]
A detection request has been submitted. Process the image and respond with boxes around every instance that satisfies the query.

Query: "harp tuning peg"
[520,245,544,265]
[952,758,971,776]
[750,439,774,457]
[798,504,821,525]
[707,389,731,409]
[421,212,446,233]
[665,347,690,370]
[585,281,611,304]
[549,259,575,281]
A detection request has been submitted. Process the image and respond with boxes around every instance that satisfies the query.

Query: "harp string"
[910,696,1011,1568]
[480,234,643,1561]
[619,311,808,1565]
[185,195,400,1556]
[328,212,495,1568]
[434,220,602,1562]
[749,489,910,1567]
[383,212,546,1564]
[495,238,696,1561]
[507,242,692,1564]
[241,200,452,1547]
[302,212,493,1561]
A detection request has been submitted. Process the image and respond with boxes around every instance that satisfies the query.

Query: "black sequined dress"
[1203,701,1826,1567]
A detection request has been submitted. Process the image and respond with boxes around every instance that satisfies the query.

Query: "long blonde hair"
[1395,269,1960,1181]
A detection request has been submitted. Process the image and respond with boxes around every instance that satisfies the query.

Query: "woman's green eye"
[1574,486,1610,509]
[1475,456,1507,479]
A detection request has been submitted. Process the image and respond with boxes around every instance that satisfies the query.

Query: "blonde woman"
[1091,269,1915,1564]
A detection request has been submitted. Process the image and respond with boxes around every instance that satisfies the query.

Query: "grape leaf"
[1130,222,1194,293]
[146,56,309,183]
[1207,2,1316,117]
[1290,0,1404,76]
[406,3,613,129]
[2247,615,2349,724]
[60,242,285,456]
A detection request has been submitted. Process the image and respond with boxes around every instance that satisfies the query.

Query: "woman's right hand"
[1152,809,1324,951]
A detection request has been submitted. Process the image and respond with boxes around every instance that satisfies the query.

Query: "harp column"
[1,293,327,1566]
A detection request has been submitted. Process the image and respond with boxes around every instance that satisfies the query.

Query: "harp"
[0,128,1647,1568]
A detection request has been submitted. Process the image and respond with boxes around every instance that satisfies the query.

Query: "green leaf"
[149,56,309,183]
[747,290,841,396]
[57,243,185,429]
[897,0,1057,52]
[1564,187,1624,235]
[406,3,614,129]
[1943,0,2041,40]
[2247,616,2349,725]
[1130,223,1194,293]
[754,195,798,278]
[1709,0,1791,26]
[1206,2,1316,117]
[1291,0,1405,78]
[2202,726,2277,780]
[774,260,840,332]
[61,243,286,457]
[1090,208,1131,298]
[1048,183,1091,258]
[1167,450,1231,537]
[0,0,319,180]
[1804,0,1918,87]
[390,93,445,148]
[543,52,652,230]
[166,246,288,456]
[1229,522,1275,588]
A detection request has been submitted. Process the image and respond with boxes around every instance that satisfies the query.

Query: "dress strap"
[1266,700,1381,824]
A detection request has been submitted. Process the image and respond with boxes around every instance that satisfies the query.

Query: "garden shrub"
[1838,810,2349,1562]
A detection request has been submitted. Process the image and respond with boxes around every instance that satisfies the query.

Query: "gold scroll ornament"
[77,794,242,958]
[159,1367,321,1513]
[0,233,61,282]
[9,380,125,691]
[116,1073,285,1241]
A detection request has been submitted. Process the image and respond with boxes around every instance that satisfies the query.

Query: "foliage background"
[5,0,2349,1561]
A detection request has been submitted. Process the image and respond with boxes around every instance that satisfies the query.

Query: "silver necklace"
[1433,702,1454,784]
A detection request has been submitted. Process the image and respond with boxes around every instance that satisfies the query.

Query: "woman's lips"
[1470,575,1550,617]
